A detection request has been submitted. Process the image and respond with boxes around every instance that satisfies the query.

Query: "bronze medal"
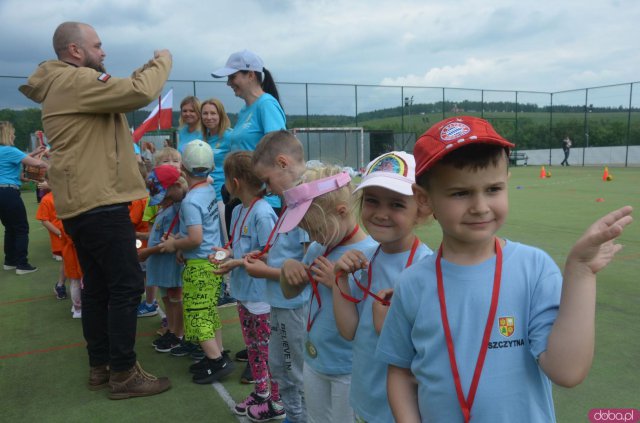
[305,340,317,358]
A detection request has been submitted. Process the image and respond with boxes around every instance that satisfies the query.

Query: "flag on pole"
[132,89,173,142]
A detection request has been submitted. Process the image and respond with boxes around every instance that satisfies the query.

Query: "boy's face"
[159,155,181,170]
[254,160,298,197]
[166,183,187,203]
[415,156,508,250]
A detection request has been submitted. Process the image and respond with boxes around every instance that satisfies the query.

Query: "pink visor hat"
[278,171,352,234]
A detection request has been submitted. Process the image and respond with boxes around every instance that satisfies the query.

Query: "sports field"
[1,165,638,422]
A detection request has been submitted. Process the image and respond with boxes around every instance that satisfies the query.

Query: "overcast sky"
[2,0,639,111]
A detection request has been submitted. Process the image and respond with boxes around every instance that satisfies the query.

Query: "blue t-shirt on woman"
[177,126,203,153]
[227,93,286,208]
[0,146,27,186]
[207,128,231,201]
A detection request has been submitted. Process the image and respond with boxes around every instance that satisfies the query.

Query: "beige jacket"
[19,56,171,219]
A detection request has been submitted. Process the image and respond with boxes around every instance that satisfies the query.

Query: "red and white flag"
[132,89,173,142]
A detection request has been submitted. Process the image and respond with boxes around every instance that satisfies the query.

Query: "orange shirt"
[35,192,64,255]
[61,230,83,280]
[129,197,149,248]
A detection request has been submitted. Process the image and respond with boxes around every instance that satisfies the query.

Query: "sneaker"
[3,263,16,270]
[137,301,158,317]
[108,361,171,400]
[191,345,205,360]
[152,331,174,347]
[170,339,199,357]
[189,358,208,374]
[241,362,255,384]
[192,355,234,384]
[53,254,63,261]
[16,264,38,275]
[234,391,269,416]
[54,284,67,300]
[72,309,82,319]
[154,333,181,353]
[235,349,249,362]
[247,399,286,422]
[189,350,230,373]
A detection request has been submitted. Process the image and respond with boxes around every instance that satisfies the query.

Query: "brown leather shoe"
[108,362,171,400]
[88,364,110,390]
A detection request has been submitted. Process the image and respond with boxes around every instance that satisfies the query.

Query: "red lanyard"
[163,207,181,239]
[163,180,208,239]
[307,224,360,332]
[336,236,420,306]
[224,197,260,250]
[252,205,287,259]
[437,238,502,423]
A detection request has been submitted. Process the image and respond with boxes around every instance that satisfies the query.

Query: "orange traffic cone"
[539,166,546,179]
[602,166,609,181]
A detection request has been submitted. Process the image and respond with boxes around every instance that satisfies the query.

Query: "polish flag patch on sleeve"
[97,73,111,83]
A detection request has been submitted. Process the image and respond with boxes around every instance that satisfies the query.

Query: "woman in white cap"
[212,50,286,386]
[211,50,286,153]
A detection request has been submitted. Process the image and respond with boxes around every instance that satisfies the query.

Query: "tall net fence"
[2,76,639,166]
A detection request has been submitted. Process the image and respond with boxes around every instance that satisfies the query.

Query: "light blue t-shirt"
[376,241,562,423]
[302,236,378,375]
[207,128,231,201]
[229,199,277,302]
[265,226,311,309]
[146,203,183,288]
[177,125,203,153]
[179,184,221,260]
[227,93,286,209]
[351,242,433,423]
[0,146,27,186]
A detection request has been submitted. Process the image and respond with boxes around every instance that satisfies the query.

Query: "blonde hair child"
[279,166,378,422]
[159,140,232,383]
[210,151,284,418]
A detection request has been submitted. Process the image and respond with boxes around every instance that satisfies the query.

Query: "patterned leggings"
[183,259,222,342]
[238,303,280,400]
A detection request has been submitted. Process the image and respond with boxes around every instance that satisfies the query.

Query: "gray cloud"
[1,0,638,109]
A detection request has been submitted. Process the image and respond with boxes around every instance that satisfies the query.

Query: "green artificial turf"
[1,166,638,422]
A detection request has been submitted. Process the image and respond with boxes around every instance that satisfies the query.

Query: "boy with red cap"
[139,165,188,353]
[375,116,633,422]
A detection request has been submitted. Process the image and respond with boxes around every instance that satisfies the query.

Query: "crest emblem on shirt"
[242,225,249,236]
[498,316,515,338]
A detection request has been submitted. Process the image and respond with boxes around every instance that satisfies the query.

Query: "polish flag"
[132,89,173,142]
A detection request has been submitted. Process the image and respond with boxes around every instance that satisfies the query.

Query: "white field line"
[212,381,248,422]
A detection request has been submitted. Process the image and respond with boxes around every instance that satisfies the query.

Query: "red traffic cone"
[602,166,609,181]
[539,166,546,179]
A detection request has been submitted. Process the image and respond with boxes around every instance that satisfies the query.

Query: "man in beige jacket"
[20,22,172,399]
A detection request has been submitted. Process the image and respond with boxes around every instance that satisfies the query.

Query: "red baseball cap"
[414,116,514,177]
[147,165,181,206]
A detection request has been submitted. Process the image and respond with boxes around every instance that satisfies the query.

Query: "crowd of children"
[32,116,632,422]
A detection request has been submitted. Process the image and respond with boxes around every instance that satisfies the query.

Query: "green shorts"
[182,259,222,342]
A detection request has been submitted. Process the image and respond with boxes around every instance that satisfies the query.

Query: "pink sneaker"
[234,391,268,416]
[247,399,286,422]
